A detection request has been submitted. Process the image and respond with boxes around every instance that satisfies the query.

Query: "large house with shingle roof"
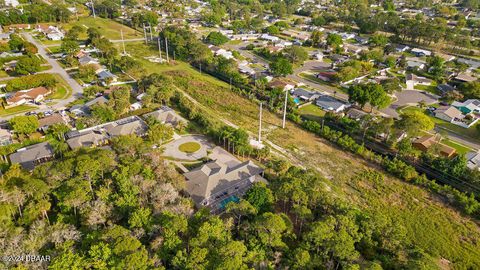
[184,156,265,212]
[143,106,187,128]
[5,87,51,107]
[9,142,54,170]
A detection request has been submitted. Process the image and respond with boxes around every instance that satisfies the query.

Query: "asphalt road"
[381,90,439,118]
[0,33,85,121]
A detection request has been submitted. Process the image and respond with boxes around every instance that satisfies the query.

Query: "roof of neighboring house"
[66,130,108,149]
[291,88,319,100]
[143,106,187,126]
[406,73,432,84]
[452,99,480,112]
[437,84,455,93]
[315,95,349,111]
[6,87,50,104]
[70,96,109,115]
[346,108,368,119]
[412,135,456,157]
[38,113,65,128]
[104,116,147,137]
[435,106,464,119]
[455,72,477,82]
[97,70,117,80]
[466,151,480,170]
[184,160,264,205]
[9,142,54,170]
[268,79,293,89]
[78,55,98,65]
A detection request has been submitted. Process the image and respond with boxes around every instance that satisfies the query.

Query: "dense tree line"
[0,3,71,25]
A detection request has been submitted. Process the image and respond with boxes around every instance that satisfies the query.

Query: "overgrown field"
[162,68,480,268]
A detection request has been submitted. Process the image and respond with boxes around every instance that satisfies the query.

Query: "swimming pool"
[219,196,240,209]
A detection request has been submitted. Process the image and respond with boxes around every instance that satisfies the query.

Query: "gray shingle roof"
[9,142,54,170]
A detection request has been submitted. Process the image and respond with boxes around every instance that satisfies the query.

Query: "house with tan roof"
[66,130,108,149]
[184,150,266,211]
[38,113,67,132]
[5,87,51,108]
[434,106,464,123]
[143,106,187,128]
[412,135,456,158]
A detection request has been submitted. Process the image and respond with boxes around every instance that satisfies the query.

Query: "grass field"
[63,17,141,40]
[178,142,201,153]
[0,105,35,116]
[147,61,480,268]
[297,103,326,122]
[441,138,473,154]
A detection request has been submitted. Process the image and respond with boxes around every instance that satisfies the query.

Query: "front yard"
[0,105,36,116]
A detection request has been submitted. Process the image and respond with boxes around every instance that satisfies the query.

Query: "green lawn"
[298,103,326,122]
[414,83,438,94]
[0,105,35,116]
[442,139,473,155]
[50,86,71,100]
[63,17,142,40]
[178,142,201,153]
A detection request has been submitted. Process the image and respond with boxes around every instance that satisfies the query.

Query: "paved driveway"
[381,90,439,118]
[162,135,214,161]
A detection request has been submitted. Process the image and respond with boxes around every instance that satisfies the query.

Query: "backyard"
[297,103,326,122]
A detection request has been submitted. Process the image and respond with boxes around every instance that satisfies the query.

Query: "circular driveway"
[162,135,214,161]
[382,90,439,118]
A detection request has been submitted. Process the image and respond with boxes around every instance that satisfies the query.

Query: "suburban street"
[0,33,85,121]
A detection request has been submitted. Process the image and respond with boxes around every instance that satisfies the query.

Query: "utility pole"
[91,0,96,18]
[143,24,147,44]
[120,29,126,55]
[165,37,169,62]
[282,89,288,129]
[157,37,162,61]
[258,102,263,143]
[148,23,153,43]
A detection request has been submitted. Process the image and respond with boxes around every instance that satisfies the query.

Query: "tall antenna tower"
[120,29,126,55]
[282,90,288,128]
[258,102,263,142]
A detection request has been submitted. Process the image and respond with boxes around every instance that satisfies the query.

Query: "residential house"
[38,113,67,132]
[5,24,31,32]
[0,52,22,58]
[412,135,456,158]
[344,44,365,54]
[411,48,432,57]
[4,0,20,7]
[281,30,310,41]
[454,72,477,83]
[143,106,187,128]
[268,79,295,91]
[97,70,118,84]
[78,55,99,66]
[316,71,337,82]
[104,116,148,137]
[69,96,108,116]
[452,99,480,114]
[345,108,368,120]
[0,128,13,146]
[355,36,369,45]
[434,106,464,122]
[3,60,17,72]
[66,130,108,149]
[405,73,432,90]
[6,87,51,107]
[9,142,54,170]
[315,95,350,113]
[183,148,265,211]
[291,88,320,103]
[437,84,455,96]
[340,32,356,40]
[260,34,280,43]
[406,60,426,70]
[36,25,64,40]
[395,44,410,53]
[466,151,480,170]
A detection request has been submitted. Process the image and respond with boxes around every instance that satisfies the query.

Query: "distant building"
[66,130,108,149]
[405,73,432,90]
[291,88,320,103]
[103,116,148,137]
[0,128,13,146]
[9,142,54,170]
[411,48,432,57]
[454,72,477,83]
[38,113,67,132]
[452,99,480,114]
